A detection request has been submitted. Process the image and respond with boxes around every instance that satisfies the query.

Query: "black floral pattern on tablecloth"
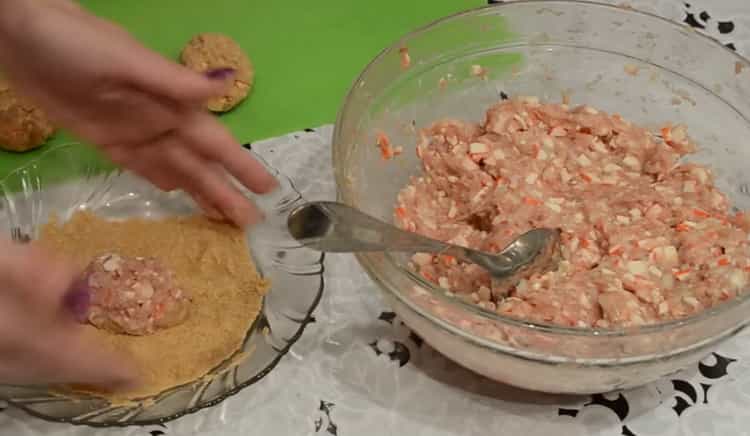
[313,400,338,435]
[369,308,743,436]
[369,311,428,366]
[683,2,738,50]
[557,352,738,435]
[369,340,411,367]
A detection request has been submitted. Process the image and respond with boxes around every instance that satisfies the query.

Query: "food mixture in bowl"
[39,211,268,400]
[395,97,750,329]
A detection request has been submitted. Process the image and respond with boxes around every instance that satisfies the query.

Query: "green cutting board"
[0,0,489,178]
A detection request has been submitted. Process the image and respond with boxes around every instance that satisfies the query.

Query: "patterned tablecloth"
[2,1,750,435]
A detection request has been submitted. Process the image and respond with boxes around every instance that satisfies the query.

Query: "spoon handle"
[290,201,458,255]
[288,201,559,281]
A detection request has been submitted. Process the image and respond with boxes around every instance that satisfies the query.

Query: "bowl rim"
[0,142,325,427]
[333,0,750,339]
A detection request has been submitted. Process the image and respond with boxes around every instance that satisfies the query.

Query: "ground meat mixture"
[395,97,750,329]
[84,253,191,336]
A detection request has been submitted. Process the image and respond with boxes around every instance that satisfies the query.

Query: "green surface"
[0,0,494,178]
[0,143,114,193]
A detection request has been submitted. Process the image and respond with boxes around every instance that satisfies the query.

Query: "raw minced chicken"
[395,97,750,329]
[84,253,191,336]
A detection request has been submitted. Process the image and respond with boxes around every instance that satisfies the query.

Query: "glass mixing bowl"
[333,0,750,394]
[0,143,323,426]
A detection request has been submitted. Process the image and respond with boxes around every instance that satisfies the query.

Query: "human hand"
[0,239,136,388]
[0,0,277,227]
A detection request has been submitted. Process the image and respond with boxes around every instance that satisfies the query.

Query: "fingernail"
[205,68,235,80]
[64,276,91,323]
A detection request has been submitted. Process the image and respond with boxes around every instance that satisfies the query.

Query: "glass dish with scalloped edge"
[333,0,750,394]
[0,142,323,426]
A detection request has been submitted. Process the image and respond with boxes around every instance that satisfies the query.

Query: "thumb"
[130,50,232,104]
[40,327,139,390]
[0,240,78,317]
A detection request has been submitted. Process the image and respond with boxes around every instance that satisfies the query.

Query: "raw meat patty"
[84,253,191,335]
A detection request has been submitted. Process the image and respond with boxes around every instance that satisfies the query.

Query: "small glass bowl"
[0,143,323,426]
[333,0,750,393]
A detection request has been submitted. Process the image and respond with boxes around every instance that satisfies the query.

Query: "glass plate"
[0,143,324,426]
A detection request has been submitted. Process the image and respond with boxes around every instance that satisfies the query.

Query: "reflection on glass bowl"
[333,1,750,393]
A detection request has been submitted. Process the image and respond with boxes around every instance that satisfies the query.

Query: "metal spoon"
[287,201,562,284]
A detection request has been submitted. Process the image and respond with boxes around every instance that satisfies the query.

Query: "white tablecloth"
[3,1,750,435]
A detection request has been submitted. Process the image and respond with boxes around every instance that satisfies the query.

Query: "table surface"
[3,0,750,435]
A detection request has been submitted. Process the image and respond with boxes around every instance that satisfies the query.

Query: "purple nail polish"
[205,68,236,80]
[64,276,91,323]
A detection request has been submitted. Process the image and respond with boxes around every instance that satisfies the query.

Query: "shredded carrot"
[442,255,455,265]
[523,196,542,206]
[609,245,624,256]
[675,222,692,232]
[422,271,434,281]
[661,126,671,141]
[531,143,540,159]
[395,207,407,219]
[692,208,710,219]
[377,133,394,160]
[673,268,691,278]
[399,47,411,70]
[380,145,393,159]
[579,171,592,183]
[717,257,731,266]
[579,237,590,248]
[377,132,390,147]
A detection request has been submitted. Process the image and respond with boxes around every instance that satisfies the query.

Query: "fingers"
[190,192,227,222]
[161,141,262,227]
[88,87,179,147]
[110,140,182,192]
[0,240,79,317]
[128,48,230,105]
[105,132,263,227]
[40,329,138,389]
[180,112,278,194]
[0,324,137,389]
[0,241,137,389]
